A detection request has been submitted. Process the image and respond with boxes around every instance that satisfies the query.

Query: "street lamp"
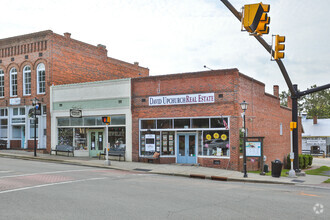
[32,98,39,157]
[240,100,248,178]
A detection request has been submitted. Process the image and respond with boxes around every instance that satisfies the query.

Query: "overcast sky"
[1,0,329,93]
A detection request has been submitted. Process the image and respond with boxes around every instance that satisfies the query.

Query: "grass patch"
[305,166,330,176]
[249,169,289,177]
[323,179,330,183]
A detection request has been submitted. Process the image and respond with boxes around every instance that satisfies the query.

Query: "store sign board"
[149,93,214,106]
[306,139,326,144]
[10,98,21,105]
[70,109,82,118]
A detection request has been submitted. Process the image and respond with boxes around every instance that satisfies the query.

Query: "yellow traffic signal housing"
[242,3,270,35]
[102,116,111,124]
[255,3,270,35]
[274,35,285,59]
[290,122,297,131]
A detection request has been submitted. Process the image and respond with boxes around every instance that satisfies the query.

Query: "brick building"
[0,30,148,152]
[131,69,301,171]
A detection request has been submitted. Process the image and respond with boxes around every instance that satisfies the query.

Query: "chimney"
[64,32,71,38]
[313,116,318,124]
[97,44,106,49]
[287,96,292,108]
[134,62,139,66]
[273,85,279,98]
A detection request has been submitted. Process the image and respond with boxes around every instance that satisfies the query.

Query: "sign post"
[102,117,111,166]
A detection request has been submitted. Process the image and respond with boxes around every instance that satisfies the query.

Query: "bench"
[99,146,126,161]
[0,139,7,149]
[50,145,74,157]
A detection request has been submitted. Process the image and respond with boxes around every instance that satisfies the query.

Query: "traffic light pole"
[220,0,330,172]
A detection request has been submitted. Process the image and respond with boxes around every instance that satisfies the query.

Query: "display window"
[200,130,230,156]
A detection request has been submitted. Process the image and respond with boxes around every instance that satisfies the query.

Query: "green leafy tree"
[303,85,330,118]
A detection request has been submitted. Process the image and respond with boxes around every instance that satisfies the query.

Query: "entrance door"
[88,130,104,157]
[177,134,196,164]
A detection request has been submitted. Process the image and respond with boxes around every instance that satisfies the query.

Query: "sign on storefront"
[70,109,82,118]
[149,93,215,106]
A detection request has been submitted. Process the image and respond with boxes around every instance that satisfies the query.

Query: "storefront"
[51,79,132,160]
[132,69,297,170]
[139,116,230,164]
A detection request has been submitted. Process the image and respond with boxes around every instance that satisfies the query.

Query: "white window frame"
[37,63,46,94]
[0,69,4,98]
[10,67,18,97]
[23,65,31,96]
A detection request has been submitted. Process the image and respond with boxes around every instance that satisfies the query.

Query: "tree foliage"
[280,85,330,118]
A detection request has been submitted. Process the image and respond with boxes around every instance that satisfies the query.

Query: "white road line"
[0,168,108,179]
[0,177,107,194]
[0,171,12,173]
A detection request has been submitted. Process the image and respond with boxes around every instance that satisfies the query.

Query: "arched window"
[23,65,31,95]
[37,63,45,94]
[0,69,4,97]
[10,67,17,97]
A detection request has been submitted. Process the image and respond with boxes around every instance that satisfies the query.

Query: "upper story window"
[0,69,4,97]
[10,68,17,97]
[23,65,31,96]
[37,63,45,94]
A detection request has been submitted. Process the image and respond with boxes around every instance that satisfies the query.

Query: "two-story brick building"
[0,30,148,152]
[131,69,301,171]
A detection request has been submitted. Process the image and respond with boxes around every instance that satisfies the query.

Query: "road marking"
[299,192,321,197]
[0,177,107,194]
[0,168,108,179]
[0,171,11,173]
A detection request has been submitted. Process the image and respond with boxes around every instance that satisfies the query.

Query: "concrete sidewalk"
[0,150,329,187]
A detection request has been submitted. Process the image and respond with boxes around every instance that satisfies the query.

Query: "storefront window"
[200,130,230,156]
[74,128,87,150]
[192,118,209,128]
[174,119,190,128]
[29,118,38,138]
[211,117,229,128]
[111,115,125,125]
[58,128,73,146]
[140,131,160,156]
[58,118,69,126]
[12,126,22,138]
[71,117,83,126]
[108,127,126,149]
[141,120,156,129]
[0,119,8,138]
[161,131,175,156]
[84,117,96,126]
[157,119,172,129]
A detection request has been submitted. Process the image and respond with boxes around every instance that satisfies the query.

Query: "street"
[1,157,329,219]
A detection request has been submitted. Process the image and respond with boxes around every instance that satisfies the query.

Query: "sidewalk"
[1,150,329,187]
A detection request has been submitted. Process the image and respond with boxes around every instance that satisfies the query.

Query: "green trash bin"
[271,160,282,177]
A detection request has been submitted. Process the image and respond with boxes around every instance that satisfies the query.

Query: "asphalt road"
[1,157,329,220]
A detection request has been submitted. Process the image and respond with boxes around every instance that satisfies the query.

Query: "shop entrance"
[88,129,104,157]
[177,133,196,164]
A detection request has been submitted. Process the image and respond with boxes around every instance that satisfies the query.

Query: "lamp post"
[32,98,39,157]
[240,101,248,178]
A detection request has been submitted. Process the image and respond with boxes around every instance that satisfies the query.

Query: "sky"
[1,0,329,94]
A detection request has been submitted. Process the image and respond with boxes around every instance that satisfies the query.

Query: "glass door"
[177,133,196,164]
[88,129,104,157]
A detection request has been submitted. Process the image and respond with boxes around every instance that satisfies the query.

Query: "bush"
[286,154,313,170]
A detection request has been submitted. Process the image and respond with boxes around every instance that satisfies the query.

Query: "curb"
[0,153,294,185]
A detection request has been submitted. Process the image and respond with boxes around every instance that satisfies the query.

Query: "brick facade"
[0,30,149,152]
[131,69,302,171]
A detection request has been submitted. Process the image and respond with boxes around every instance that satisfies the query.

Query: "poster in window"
[163,146,168,152]
[141,141,145,146]
[169,141,173,146]
[141,135,145,140]
[145,134,155,152]
[169,135,173,141]
[169,146,173,152]
[156,135,160,141]
[156,141,160,146]
[163,135,167,141]
[163,140,167,146]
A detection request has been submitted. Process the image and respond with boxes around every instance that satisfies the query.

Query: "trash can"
[271,160,283,177]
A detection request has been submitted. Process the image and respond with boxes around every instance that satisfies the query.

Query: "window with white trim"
[37,63,45,94]
[23,65,31,95]
[10,68,17,96]
[0,69,4,97]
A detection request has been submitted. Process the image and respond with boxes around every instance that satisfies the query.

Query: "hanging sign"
[149,93,214,106]
[70,109,82,118]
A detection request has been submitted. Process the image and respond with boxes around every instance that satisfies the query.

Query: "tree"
[303,85,330,118]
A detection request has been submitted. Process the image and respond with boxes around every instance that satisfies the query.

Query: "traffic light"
[102,116,111,124]
[274,35,285,59]
[255,3,270,35]
[242,3,270,35]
